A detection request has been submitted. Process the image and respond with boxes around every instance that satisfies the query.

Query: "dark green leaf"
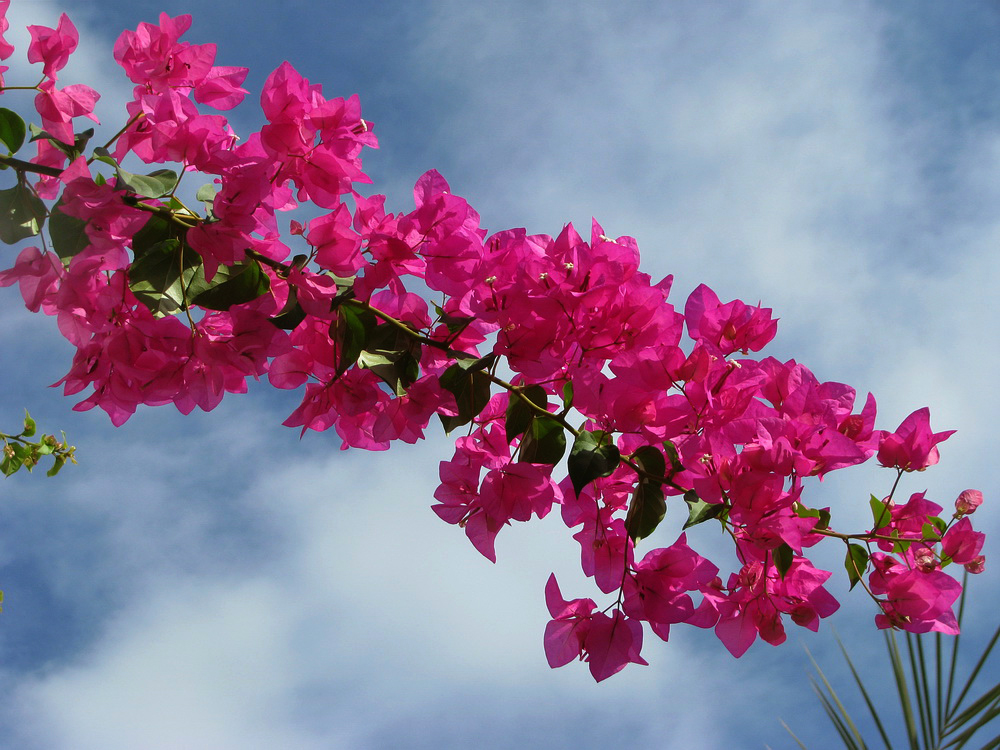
[128,238,202,317]
[561,381,574,411]
[0,181,46,244]
[505,385,548,443]
[433,304,473,335]
[633,445,666,482]
[73,128,94,155]
[49,199,89,261]
[331,303,377,375]
[774,542,794,579]
[662,440,685,475]
[0,108,26,153]
[625,481,666,542]
[845,543,869,590]
[518,414,566,465]
[29,124,93,157]
[29,123,73,152]
[90,146,118,168]
[452,353,498,373]
[567,429,621,497]
[357,344,421,396]
[190,260,270,311]
[131,213,182,261]
[269,289,306,330]
[683,492,726,529]
[438,361,493,433]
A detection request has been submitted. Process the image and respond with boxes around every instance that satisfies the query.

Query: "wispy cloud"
[0,2,995,749]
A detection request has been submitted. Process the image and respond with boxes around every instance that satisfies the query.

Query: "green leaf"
[683,492,726,529]
[794,503,832,531]
[0,452,21,476]
[29,124,93,158]
[438,360,493,433]
[357,344,421,396]
[0,181,46,244]
[432,304,473,335]
[774,542,794,579]
[46,456,66,477]
[131,213,182,260]
[90,146,118,169]
[625,481,666,542]
[331,303,377,375]
[505,385,548,443]
[870,494,891,529]
[128,238,202,317]
[518,414,566,465]
[49,199,90,261]
[561,381,574,411]
[845,543,869,590]
[21,411,35,438]
[0,108,26,153]
[662,440,685,475]
[633,445,666,482]
[115,166,178,199]
[196,183,220,203]
[269,289,307,330]
[567,429,621,497]
[189,260,270,311]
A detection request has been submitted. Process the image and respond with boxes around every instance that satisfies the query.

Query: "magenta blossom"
[877,407,955,472]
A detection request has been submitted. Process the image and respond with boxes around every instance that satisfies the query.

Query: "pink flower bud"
[964,556,986,574]
[955,489,984,516]
[914,548,938,573]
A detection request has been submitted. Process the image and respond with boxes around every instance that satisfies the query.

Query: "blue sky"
[0,1,997,748]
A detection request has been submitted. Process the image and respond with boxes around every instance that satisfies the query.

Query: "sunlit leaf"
[844,543,869,591]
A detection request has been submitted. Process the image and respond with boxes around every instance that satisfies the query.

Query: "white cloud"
[1,3,996,749]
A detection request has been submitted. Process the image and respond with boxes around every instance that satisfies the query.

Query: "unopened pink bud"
[955,489,984,516]
[915,548,938,573]
[965,555,986,574]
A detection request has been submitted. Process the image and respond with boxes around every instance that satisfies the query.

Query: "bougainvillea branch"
[0,8,986,682]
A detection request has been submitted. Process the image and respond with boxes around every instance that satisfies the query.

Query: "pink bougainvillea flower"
[684,283,777,355]
[877,407,955,472]
[542,574,597,669]
[0,246,61,312]
[0,0,15,62]
[584,610,648,682]
[27,13,79,79]
[941,518,985,565]
[33,81,100,146]
[545,575,647,682]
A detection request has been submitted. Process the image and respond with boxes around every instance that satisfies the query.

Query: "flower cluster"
[0,10,986,681]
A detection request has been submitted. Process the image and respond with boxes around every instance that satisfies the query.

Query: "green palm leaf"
[785,573,1000,749]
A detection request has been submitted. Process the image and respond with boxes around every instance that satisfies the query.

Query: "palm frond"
[788,573,1000,749]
